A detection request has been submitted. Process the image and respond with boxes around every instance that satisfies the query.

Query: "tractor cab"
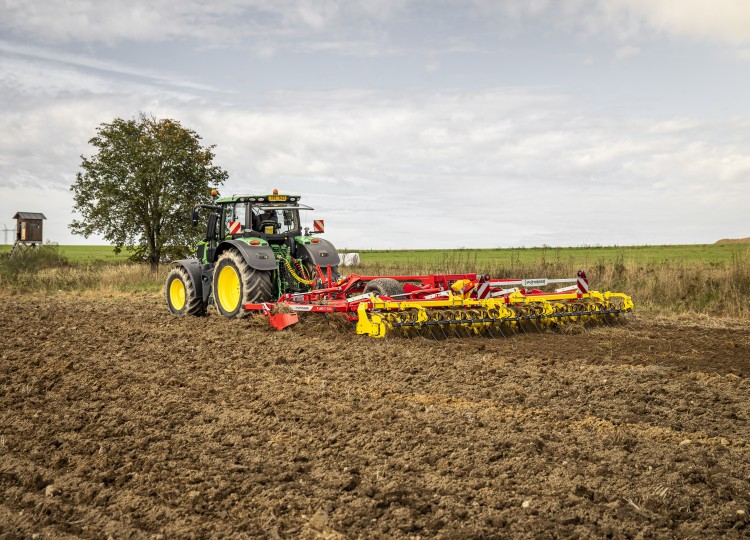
[216,190,310,243]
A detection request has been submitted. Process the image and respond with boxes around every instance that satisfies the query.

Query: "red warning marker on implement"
[313,219,324,233]
[476,281,491,299]
[577,270,589,293]
[228,221,241,235]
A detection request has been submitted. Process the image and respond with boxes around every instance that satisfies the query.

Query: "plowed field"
[1,293,749,538]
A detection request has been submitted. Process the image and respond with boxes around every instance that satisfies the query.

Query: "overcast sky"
[1,0,749,249]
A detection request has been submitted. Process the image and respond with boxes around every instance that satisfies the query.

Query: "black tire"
[165,266,207,316]
[364,278,404,297]
[213,249,274,317]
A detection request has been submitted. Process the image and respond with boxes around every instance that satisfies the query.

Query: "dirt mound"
[715,237,750,244]
[1,294,749,538]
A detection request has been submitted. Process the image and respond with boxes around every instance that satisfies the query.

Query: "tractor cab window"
[223,202,248,236]
[252,206,299,235]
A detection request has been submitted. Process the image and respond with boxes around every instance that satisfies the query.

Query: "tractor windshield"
[252,206,300,235]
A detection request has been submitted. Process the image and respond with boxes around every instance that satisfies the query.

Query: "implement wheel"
[165,266,206,316]
[364,278,404,297]
[213,249,273,317]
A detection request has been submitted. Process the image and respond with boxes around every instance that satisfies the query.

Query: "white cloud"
[474,0,750,46]
[612,0,750,44]
[648,119,699,133]
[0,0,247,44]
[2,49,749,247]
[615,45,640,60]
[2,0,748,64]
[0,0,405,48]
[0,56,212,101]
[2,4,749,249]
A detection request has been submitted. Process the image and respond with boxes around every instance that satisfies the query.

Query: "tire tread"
[364,277,404,297]
[165,266,207,316]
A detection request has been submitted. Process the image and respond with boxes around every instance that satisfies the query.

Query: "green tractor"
[165,189,341,317]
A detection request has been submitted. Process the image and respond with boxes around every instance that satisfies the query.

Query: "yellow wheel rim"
[217,265,241,313]
[169,278,186,311]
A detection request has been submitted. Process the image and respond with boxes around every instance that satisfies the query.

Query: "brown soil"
[1,293,749,539]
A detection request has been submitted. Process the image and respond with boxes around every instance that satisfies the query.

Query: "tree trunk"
[145,223,159,272]
[148,241,159,271]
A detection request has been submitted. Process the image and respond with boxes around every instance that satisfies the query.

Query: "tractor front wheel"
[165,266,207,316]
[213,250,273,317]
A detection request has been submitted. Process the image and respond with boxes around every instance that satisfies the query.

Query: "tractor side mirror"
[283,210,293,226]
[191,207,199,227]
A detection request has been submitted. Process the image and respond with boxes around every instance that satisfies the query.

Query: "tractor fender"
[295,237,341,266]
[171,258,207,300]
[216,240,279,272]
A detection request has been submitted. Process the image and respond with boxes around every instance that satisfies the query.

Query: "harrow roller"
[355,294,633,339]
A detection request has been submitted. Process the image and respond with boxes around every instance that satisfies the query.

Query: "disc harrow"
[354,291,631,339]
[245,269,634,339]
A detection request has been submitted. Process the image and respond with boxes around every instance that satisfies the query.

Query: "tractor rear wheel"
[213,249,273,317]
[165,266,207,316]
[364,278,404,297]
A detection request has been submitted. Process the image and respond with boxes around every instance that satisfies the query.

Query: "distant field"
[1,243,748,266]
[0,244,131,263]
[344,243,750,267]
[1,242,748,317]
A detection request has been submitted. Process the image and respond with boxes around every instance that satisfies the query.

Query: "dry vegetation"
[716,238,750,244]
[356,252,750,318]
[1,245,749,318]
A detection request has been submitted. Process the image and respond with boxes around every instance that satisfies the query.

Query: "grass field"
[1,242,748,265]
[1,242,748,317]
[343,243,750,267]
[0,244,131,263]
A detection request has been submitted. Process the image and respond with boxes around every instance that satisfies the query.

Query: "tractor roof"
[215,193,301,204]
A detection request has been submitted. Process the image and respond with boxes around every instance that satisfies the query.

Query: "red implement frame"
[244,271,592,324]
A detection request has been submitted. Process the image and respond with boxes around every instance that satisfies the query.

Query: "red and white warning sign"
[577,270,589,293]
[476,281,491,299]
[228,221,242,235]
[313,219,325,233]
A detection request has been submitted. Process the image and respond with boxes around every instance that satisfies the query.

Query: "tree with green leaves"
[70,113,228,269]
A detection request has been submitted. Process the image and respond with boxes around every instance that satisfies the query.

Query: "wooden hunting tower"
[13,212,47,244]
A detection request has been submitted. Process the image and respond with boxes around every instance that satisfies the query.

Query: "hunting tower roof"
[13,212,47,220]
